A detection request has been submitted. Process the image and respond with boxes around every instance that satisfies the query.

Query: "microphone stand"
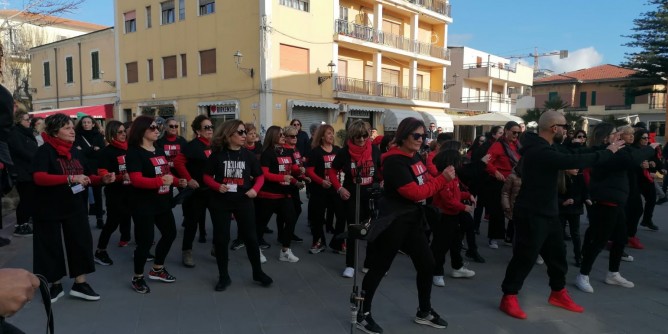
[349,164,365,334]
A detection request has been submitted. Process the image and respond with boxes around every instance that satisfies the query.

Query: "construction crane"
[507,47,569,72]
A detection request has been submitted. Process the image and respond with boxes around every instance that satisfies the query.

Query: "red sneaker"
[548,289,584,313]
[499,294,527,319]
[118,241,129,247]
[627,236,644,250]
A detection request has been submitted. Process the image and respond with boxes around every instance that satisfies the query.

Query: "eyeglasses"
[236,129,247,136]
[148,125,160,131]
[168,124,179,129]
[202,125,214,130]
[511,131,521,135]
[292,123,301,127]
[21,118,29,122]
[479,140,485,143]
[355,133,369,140]
[279,132,285,137]
[117,130,126,134]
[430,125,436,128]
[641,136,649,140]
[286,134,297,139]
[576,135,587,139]
[411,133,426,141]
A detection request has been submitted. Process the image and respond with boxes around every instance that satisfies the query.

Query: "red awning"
[29,104,115,119]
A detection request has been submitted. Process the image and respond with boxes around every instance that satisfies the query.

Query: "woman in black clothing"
[30,117,45,146]
[470,126,503,234]
[173,115,214,268]
[74,115,106,228]
[290,119,309,155]
[93,121,132,265]
[357,117,454,334]
[255,126,301,263]
[329,120,381,278]
[306,124,345,254]
[126,116,184,294]
[7,111,37,237]
[279,125,308,243]
[33,113,115,303]
[558,168,589,267]
[203,119,273,291]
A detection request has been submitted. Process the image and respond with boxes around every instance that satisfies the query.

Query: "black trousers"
[560,213,582,260]
[308,188,344,248]
[209,199,262,278]
[255,197,296,248]
[431,214,464,276]
[33,211,95,283]
[473,205,484,233]
[485,180,506,240]
[580,204,626,275]
[0,319,24,334]
[182,190,209,251]
[343,190,373,268]
[626,192,643,238]
[362,217,434,314]
[459,211,478,252]
[15,182,34,225]
[640,180,656,224]
[89,185,104,218]
[501,210,567,295]
[276,188,302,241]
[97,190,132,249]
[132,210,176,275]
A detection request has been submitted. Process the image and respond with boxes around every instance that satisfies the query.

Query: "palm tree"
[544,96,570,111]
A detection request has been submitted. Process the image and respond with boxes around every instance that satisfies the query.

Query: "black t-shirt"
[156,135,187,171]
[307,145,340,193]
[32,144,89,220]
[259,146,295,195]
[383,152,429,205]
[332,145,381,191]
[182,138,212,190]
[205,147,261,207]
[126,146,172,215]
[98,145,131,195]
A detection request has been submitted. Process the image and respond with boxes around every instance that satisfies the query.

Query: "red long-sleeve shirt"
[486,140,520,178]
[432,178,472,215]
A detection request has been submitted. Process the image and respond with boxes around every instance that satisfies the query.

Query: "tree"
[621,0,668,95]
[543,96,570,111]
[520,107,542,125]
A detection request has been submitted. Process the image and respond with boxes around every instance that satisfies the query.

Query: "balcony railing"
[463,62,516,73]
[335,19,450,60]
[405,0,451,17]
[461,96,512,104]
[334,76,446,103]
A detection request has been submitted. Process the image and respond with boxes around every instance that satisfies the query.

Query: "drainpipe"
[54,48,59,108]
[78,42,83,106]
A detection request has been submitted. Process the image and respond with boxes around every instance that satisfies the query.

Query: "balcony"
[460,96,512,113]
[462,62,534,86]
[404,0,451,17]
[335,19,450,63]
[334,76,447,106]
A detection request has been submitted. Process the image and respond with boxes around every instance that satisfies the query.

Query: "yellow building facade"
[115,0,453,137]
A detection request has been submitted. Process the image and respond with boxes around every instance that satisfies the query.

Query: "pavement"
[2,195,668,334]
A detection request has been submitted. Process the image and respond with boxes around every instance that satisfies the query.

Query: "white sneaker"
[450,267,475,278]
[432,276,445,287]
[342,267,355,278]
[361,267,369,274]
[488,240,499,249]
[605,272,634,288]
[259,248,267,264]
[279,248,299,263]
[621,253,634,262]
[536,255,544,265]
[575,274,594,293]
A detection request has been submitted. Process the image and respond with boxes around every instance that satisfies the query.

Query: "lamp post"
[233,50,254,78]
[317,60,336,85]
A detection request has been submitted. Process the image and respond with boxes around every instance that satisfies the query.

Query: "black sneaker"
[465,251,486,263]
[357,312,383,334]
[230,239,245,251]
[415,308,448,329]
[656,197,668,205]
[132,276,150,294]
[0,237,9,247]
[94,250,114,266]
[49,283,64,303]
[148,267,176,283]
[215,275,232,291]
[253,271,273,286]
[13,224,32,237]
[263,227,274,234]
[70,282,101,301]
[291,234,304,243]
[640,220,659,231]
[258,238,271,249]
[147,253,155,262]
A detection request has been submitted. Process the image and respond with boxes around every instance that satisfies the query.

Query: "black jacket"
[74,129,105,170]
[513,132,613,217]
[589,144,652,206]
[7,125,38,182]
[295,130,309,156]
[558,172,588,216]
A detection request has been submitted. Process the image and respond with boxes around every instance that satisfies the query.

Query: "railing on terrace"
[334,76,447,103]
[335,19,450,60]
[405,0,451,17]
[461,96,512,103]
[463,62,516,73]
[605,105,631,111]
[565,107,588,112]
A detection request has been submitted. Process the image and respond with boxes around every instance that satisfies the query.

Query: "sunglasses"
[479,140,485,143]
[148,125,160,131]
[236,129,247,136]
[279,133,285,137]
[168,124,179,129]
[202,125,214,130]
[511,131,521,135]
[292,123,301,127]
[576,135,586,139]
[411,133,426,141]
[117,130,126,134]
[284,134,296,139]
[355,133,369,140]
[641,136,649,140]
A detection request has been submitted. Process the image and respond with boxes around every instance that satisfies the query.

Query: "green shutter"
[43,62,50,86]
[92,52,100,79]
[579,92,587,108]
[66,57,73,83]
[548,91,558,101]
[591,91,597,106]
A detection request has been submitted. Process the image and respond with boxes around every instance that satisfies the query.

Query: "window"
[280,44,309,73]
[126,62,138,83]
[591,91,597,106]
[124,11,136,33]
[91,51,100,80]
[382,19,401,36]
[337,60,347,77]
[548,91,558,101]
[279,0,309,12]
[161,1,175,25]
[579,92,587,108]
[199,0,215,15]
[180,53,187,77]
[163,56,177,79]
[43,62,50,87]
[147,59,154,81]
[65,56,73,83]
[381,68,400,86]
[416,74,424,91]
[179,0,185,20]
[339,6,348,21]
[199,49,216,75]
[146,6,152,28]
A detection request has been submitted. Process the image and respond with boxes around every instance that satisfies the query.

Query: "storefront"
[199,100,240,127]
[287,99,339,129]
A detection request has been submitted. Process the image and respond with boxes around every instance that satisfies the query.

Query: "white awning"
[288,99,339,110]
[383,109,421,131]
[453,112,524,126]
[348,105,385,113]
[197,100,239,108]
[419,111,454,132]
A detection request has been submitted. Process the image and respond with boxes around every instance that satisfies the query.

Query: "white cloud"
[447,33,473,46]
[541,47,603,73]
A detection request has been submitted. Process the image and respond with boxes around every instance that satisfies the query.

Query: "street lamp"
[233,50,254,78]
[317,60,336,85]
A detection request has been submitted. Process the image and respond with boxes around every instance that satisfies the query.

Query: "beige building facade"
[115,0,454,137]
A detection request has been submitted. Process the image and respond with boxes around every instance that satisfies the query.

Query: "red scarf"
[282,143,296,150]
[347,139,372,165]
[42,132,73,160]
[246,143,256,151]
[197,136,210,147]
[164,134,177,141]
[110,139,128,151]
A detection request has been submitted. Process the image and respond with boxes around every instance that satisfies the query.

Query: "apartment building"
[115,0,454,135]
[29,27,117,119]
[447,46,533,114]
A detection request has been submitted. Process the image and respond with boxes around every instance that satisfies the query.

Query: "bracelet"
[67,175,73,184]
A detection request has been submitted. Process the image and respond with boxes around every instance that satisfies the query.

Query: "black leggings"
[308,188,344,247]
[640,180,656,224]
[132,210,176,275]
[431,214,463,276]
[276,188,303,241]
[255,197,296,248]
[343,191,373,268]
[485,180,506,240]
[580,204,627,275]
[626,192,643,238]
[182,190,209,251]
[362,217,434,314]
[89,185,104,218]
[97,191,132,249]
[561,213,582,259]
[15,182,34,225]
[209,199,262,278]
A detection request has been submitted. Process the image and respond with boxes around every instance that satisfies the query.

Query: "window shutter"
[200,49,216,74]
[163,56,177,79]
[126,62,138,83]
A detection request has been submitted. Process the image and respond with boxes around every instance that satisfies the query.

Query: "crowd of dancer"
[5,105,666,333]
